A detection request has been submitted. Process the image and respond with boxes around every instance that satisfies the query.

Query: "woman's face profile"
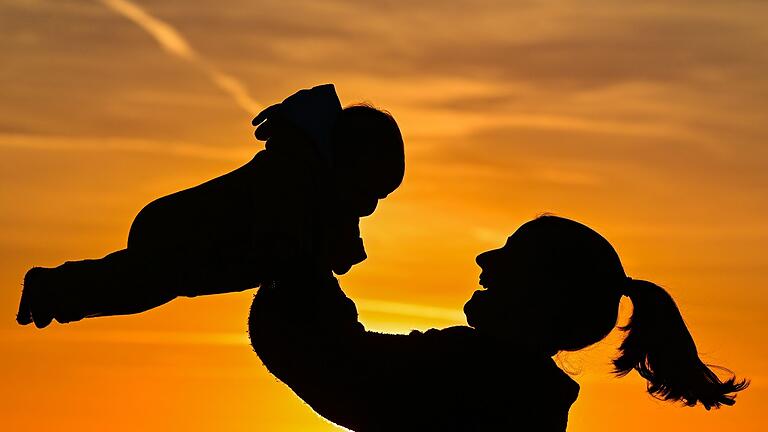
[464,217,628,352]
[475,239,515,291]
[464,231,547,336]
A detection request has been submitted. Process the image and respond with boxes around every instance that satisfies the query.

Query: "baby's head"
[254,93,405,218]
[330,104,405,218]
[253,90,404,274]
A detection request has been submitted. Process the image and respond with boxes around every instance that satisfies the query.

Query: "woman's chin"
[463,289,489,328]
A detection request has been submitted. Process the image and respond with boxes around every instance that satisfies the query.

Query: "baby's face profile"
[331,105,404,217]
[324,153,399,275]
[332,161,393,218]
[324,105,404,274]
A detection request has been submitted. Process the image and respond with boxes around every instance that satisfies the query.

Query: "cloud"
[0,297,465,347]
[357,298,465,322]
[0,133,251,160]
[158,1,768,91]
[388,16,763,88]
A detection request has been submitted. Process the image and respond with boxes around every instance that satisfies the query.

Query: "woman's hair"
[524,215,748,409]
[613,278,749,409]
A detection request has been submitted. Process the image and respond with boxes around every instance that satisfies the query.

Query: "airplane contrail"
[99,0,260,115]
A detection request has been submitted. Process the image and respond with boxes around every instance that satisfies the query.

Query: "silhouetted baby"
[17,84,405,328]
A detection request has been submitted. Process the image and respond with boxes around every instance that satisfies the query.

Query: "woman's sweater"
[249,273,579,431]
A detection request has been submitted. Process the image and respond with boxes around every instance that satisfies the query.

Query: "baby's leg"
[124,153,269,296]
[17,249,178,328]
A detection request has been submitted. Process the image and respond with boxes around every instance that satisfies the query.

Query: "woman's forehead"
[504,230,528,246]
[490,235,520,255]
[497,230,544,256]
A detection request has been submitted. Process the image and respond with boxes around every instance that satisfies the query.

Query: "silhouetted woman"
[249,215,748,431]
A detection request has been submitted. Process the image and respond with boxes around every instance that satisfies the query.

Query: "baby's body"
[17,85,404,328]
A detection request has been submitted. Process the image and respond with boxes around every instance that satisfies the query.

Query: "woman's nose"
[476,251,493,267]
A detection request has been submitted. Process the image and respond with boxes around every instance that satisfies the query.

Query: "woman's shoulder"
[414,327,580,397]
[410,325,476,339]
[396,326,579,429]
[543,358,580,405]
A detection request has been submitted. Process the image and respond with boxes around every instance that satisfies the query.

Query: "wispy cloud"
[1,298,464,346]
[0,133,251,160]
[100,0,260,115]
[2,328,248,346]
[357,298,465,322]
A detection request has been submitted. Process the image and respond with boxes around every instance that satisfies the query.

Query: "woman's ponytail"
[613,278,749,409]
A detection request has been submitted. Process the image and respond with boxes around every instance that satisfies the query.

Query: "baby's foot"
[17,267,56,328]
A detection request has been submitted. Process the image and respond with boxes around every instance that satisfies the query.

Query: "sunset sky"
[2,0,767,430]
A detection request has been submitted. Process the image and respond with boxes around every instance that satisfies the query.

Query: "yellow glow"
[1,0,766,431]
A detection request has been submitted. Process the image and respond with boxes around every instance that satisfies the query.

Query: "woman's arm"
[248,274,480,431]
[249,274,579,432]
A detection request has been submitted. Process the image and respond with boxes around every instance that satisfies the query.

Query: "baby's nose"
[357,198,378,217]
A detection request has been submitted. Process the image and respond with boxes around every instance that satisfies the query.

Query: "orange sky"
[1,0,767,430]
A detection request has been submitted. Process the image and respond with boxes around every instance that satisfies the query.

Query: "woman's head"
[465,215,625,353]
[464,215,748,408]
